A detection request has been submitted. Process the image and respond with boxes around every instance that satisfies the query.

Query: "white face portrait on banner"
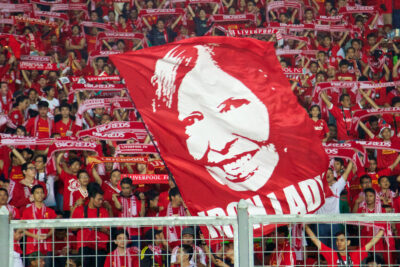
[163,45,278,191]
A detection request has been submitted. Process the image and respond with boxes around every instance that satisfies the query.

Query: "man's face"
[347,49,355,59]
[335,234,349,251]
[177,46,279,191]
[61,107,70,118]
[368,36,377,46]
[365,191,375,205]
[341,96,351,108]
[326,169,335,183]
[368,160,377,172]
[121,183,132,197]
[171,194,182,206]
[38,78,47,87]
[93,194,104,208]
[35,157,45,171]
[24,164,37,178]
[309,63,318,74]
[323,37,331,47]
[70,161,81,174]
[39,107,48,117]
[110,171,121,185]
[31,258,45,267]
[29,90,37,101]
[156,20,165,31]
[340,64,348,73]
[0,83,8,95]
[379,177,390,189]
[182,234,194,245]
[333,161,342,172]
[78,173,90,187]
[14,229,24,242]
[0,190,8,205]
[33,188,45,202]
[361,178,372,189]
[22,99,29,110]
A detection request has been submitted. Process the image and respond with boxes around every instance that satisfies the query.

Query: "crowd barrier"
[1,201,400,266]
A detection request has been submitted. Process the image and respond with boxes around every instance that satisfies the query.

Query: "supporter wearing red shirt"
[21,185,56,262]
[269,226,296,266]
[361,123,400,174]
[356,158,391,193]
[158,187,190,247]
[104,230,140,267]
[309,105,329,141]
[5,148,25,181]
[69,170,90,214]
[24,101,54,151]
[336,59,356,81]
[65,25,86,60]
[305,224,384,267]
[0,188,20,219]
[9,96,29,127]
[9,162,47,212]
[54,103,80,137]
[71,183,109,267]
[321,92,358,141]
[55,153,82,216]
[101,169,121,217]
[113,178,145,246]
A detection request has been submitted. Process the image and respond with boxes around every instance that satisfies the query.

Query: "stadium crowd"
[0,0,400,266]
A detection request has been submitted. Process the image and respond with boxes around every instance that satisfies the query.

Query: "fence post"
[237,199,249,267]
[0,206,9,267]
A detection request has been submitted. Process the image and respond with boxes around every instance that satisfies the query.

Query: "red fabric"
[21,205,57,255]
[319,242,368,267]
[54,119,80,137]
[118,195,143,236]
[110,37,329,240]
[312,119,329,139]
[25,117,53,150]
[328,105,356,140]
[71,205,109,250]
[9,109,25,126]
[59,170,79,211]
[9,180,48,212]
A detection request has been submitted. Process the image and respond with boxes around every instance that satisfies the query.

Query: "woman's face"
[310,106,320,118]
[177,46,279,191]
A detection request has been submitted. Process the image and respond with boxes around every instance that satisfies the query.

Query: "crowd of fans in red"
[1,0,400,266]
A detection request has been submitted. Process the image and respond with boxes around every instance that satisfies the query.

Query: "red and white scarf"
[104,181,120,194]
[32,204,49,251]
[115,144,157,156]
[33,116,53,138]
[121,195,138,217]
[166,203,185,242]
[69,75,121,83]
[112,248,134,267]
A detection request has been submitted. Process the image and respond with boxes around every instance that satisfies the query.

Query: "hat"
[378,125,394,138]
[182,227,195,236]
[38,74,47,80]
[144,228,163,241]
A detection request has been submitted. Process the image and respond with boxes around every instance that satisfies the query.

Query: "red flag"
[8,35,21,59]
[111,37,329,239]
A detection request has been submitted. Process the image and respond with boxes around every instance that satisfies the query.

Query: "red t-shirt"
[101,181,121,217]
[357,207,385,251]
[70,188,89,209]
[312,119,329,139]
[9,109,25,126]
[104,247,139,267]
[319,242,368,267]
[59,170,79,211]
[328,105,356,140]
[71,205,109,250]
[22,205,57,255]
[9,180,48,212]
[54,119,80,137]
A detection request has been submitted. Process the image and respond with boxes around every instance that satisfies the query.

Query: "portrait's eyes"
[218,98,250,113]
[182,112,204,126]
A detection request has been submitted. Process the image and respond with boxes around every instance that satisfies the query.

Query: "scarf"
[32,204,49,251]
[121,195,138,218]
[166,203,185,242]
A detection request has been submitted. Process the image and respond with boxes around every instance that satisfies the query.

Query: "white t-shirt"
[42,97,59,115]
[316,176,346,215]
[38,172,56,207]
[13,251,23,267]
[171,245,206,266]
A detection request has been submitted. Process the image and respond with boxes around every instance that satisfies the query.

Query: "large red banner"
[111,37,329,238]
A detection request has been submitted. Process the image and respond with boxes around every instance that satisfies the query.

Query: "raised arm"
[359,89,379,109]
[359,121,375,139]
[342,161,353,181]
[365,229,384,251]
[187,5,196,18]
[305,224,321,250]
[171,15,182,30]
[320,91,332,107]
[338,31,349,47]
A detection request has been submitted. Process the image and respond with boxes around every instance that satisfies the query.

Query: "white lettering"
[284,185,307,215]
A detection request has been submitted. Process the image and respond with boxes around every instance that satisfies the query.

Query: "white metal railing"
[3,202,400,266]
